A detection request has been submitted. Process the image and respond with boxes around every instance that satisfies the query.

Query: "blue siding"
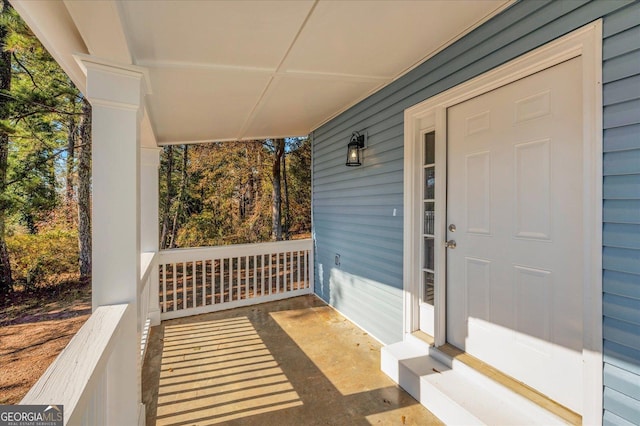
[603,2,640,423]
[312,0,640,421]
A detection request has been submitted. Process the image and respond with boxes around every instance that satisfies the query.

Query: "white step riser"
[382,341,568,425]
[383,344,482,424]
[428,347,565,425]
[417,380,485,426]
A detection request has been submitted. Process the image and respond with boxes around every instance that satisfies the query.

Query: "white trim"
[403,21,603,423]
[433,106,448,347]
[73,53,152,95]
[581,20,604,426]
[138,402,146,426]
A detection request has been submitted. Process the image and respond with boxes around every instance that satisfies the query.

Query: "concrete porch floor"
[142,295,442,425]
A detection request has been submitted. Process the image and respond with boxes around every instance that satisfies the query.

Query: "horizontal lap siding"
[602,2,640,424]
[313,2,639,419]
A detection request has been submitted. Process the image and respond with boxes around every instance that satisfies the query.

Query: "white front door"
[446,57,584,414]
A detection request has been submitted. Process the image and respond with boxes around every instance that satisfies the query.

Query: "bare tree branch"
[11,51,38,89]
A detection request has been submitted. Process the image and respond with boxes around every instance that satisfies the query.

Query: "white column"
[76,54,150,426]
[141,147,161,326]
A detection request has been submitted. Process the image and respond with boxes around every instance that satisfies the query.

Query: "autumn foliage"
[160,138,311,249]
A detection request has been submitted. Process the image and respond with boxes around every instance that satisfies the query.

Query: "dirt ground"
[0,281,91,404]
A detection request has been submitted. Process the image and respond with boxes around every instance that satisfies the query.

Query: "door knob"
[445,240,457,249]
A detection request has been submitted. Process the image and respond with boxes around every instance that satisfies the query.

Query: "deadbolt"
[445,240,457,249]
[448,224,456,232]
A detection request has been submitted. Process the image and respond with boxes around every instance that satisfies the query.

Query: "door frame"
[402,21,602,422]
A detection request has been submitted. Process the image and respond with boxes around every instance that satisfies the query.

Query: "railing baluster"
[289,251,294,291]
[230,257,234,301]
[282,252,286,292]
[244,256,249,299]
[231,257,235,301]
[284,252,287,292]
[268,253,272,295]
[233,258,236,301]
[302,251,306,288]
[172,263,177,311]
[212,260,215,305]
[192,260,197,308]
[304,250,311,288]
[211,259,219,305]
[303,251,306,288]
[286,252,288,291]
[181,262,186,310]
[261,254,265,296]
[297,251,301,290]
[236,256,241,301]
[221,258,226,303]
[220,258,223,304]
[162,264,167,313]
[287,251,291,292]
[275,252,279,293]
[284,252,288,292]
[202,260,207,307]
[253,254,257,298]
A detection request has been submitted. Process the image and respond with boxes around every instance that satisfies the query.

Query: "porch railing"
[158,239,314,320]
[21,304,133,426]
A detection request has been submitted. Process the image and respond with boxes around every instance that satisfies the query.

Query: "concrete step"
[381,340,567,425]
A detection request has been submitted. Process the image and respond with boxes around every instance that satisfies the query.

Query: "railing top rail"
[21,304,130,424]
[140,251,157,283]
[158,238,313,263]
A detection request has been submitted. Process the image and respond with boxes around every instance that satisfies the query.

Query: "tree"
[4,5,79,192]
[0,4,86,288]
[158,138,311,249]
[77,98,91,279]
[282,147,290,238]
[65,107,77,225]
[0,0,13,293]
[287,137,311,234]
[159,145,174,249]
[169,144,188,249]
[271,138,285,241]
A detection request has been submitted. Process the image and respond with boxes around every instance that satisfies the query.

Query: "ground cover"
[0,281,91,403]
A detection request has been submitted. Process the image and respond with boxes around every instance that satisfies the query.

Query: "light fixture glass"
[346,131,365,166]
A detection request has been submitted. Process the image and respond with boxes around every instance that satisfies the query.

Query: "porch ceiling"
[12,0,510,146]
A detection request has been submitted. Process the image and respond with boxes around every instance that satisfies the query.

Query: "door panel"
[446,57,584,413]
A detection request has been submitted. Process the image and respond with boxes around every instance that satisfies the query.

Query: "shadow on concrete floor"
[143,295,442,425]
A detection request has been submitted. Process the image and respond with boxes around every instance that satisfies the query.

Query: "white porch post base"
[76,54,150,426]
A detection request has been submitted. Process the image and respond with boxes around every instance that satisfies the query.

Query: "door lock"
[448,224,456,232]
[445,240,457,249]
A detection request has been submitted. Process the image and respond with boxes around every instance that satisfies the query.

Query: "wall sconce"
[346,131,366,166]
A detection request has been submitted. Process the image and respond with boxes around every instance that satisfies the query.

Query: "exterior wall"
[312,0,639,422]
[601,3,640,425]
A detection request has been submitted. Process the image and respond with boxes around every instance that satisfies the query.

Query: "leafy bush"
[7,227,79,288]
